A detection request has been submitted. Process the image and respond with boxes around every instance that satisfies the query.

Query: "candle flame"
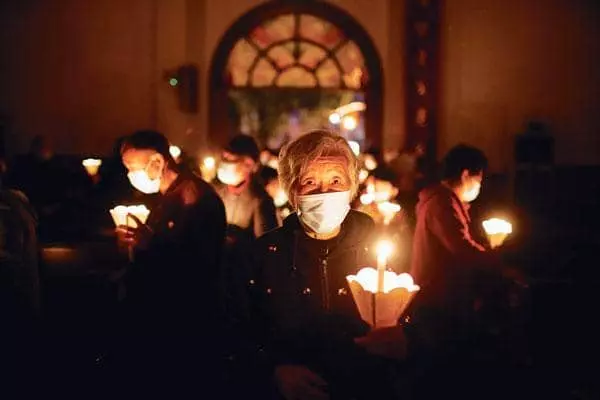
[376,240,394,260]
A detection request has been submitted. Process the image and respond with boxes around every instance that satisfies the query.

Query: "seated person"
[250,130,407,400]
[213,134,279,242]
[408,143,526,399]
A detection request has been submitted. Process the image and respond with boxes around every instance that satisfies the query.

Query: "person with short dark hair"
[214,134,279,240]
[411,144,490,282]
[115,129,227,394]
[212,135,280,393]
[408,143,524,399]
[250,130,406,400]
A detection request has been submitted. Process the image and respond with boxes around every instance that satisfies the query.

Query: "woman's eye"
[302,179,315,186]
[331,177,342,185]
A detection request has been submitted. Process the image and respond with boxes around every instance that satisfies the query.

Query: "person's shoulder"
[417,184,454,209]
[179,173,222,206]
[256,224,287,248]
[342,210,376,246]
[346,209,375,232]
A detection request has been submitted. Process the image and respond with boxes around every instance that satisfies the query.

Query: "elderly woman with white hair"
[248,130,406,400]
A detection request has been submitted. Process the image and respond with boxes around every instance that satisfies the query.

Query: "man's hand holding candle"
[116,213,153,251]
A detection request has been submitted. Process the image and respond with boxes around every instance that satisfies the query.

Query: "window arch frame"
[209,1,383,149]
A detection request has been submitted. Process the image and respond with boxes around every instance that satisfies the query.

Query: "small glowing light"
[342,115,358,131]
[203,156,216,169]
[273,189,288,208]
[169,78,178,87]
[348,140,360,157]
[377,202,402,225]
[82,158,102,177]
[329,112,341,124]
[333,101,366,117]
[363,154,378,171]
[358,169,369,184]
[360,193,374,205]
[267,158,279,170]
[169,145,182,159]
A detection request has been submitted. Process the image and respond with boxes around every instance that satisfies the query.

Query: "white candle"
[376,240,393,293]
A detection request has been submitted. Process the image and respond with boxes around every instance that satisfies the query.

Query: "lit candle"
[346,267,420,328]
[200,156,216,182]
[376,240,393,293]
[482,218,513,249]
[169,145,182,161]
[377,201,401,225]
[82,158,102,177]
[109,205,151,228]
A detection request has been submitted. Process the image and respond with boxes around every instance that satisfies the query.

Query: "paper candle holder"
[82,158,102,177]
[347,268,420,329]
[109,205,150,228]
[482,218,513,249]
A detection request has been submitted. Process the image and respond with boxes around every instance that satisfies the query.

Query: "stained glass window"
[227,13,366,89]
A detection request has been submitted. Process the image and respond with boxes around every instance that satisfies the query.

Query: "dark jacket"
[214,179,279,240]
[250,210,400,399]
[0,189,39,316]
[126,171,226,330]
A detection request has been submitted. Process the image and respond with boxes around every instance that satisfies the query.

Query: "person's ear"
[460,169,470,185]
[148,153,165,178]
[244,158,259,174]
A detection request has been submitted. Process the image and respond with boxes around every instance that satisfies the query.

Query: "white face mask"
[297,191,351,235]
[217,162,244,186]
[462,181,481,203]
[127,168,161,194]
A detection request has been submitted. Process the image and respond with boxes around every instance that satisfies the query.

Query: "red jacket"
[410,184,497,312]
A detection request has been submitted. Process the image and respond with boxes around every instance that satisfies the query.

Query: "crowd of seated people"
[0,129,540,399]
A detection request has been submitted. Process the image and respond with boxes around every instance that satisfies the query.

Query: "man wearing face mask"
[408,144,525,399]
[211,134,279,394]
[214,134,279,241]
[115,130,227,395]
[246,130,407,400]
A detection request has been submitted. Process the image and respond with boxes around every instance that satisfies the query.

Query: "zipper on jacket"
[320,247,330,311]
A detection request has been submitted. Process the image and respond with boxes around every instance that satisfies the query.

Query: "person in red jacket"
[408,143,525,399]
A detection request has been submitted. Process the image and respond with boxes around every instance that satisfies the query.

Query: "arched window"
[226,14,367,90]
[210,2,382,151]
